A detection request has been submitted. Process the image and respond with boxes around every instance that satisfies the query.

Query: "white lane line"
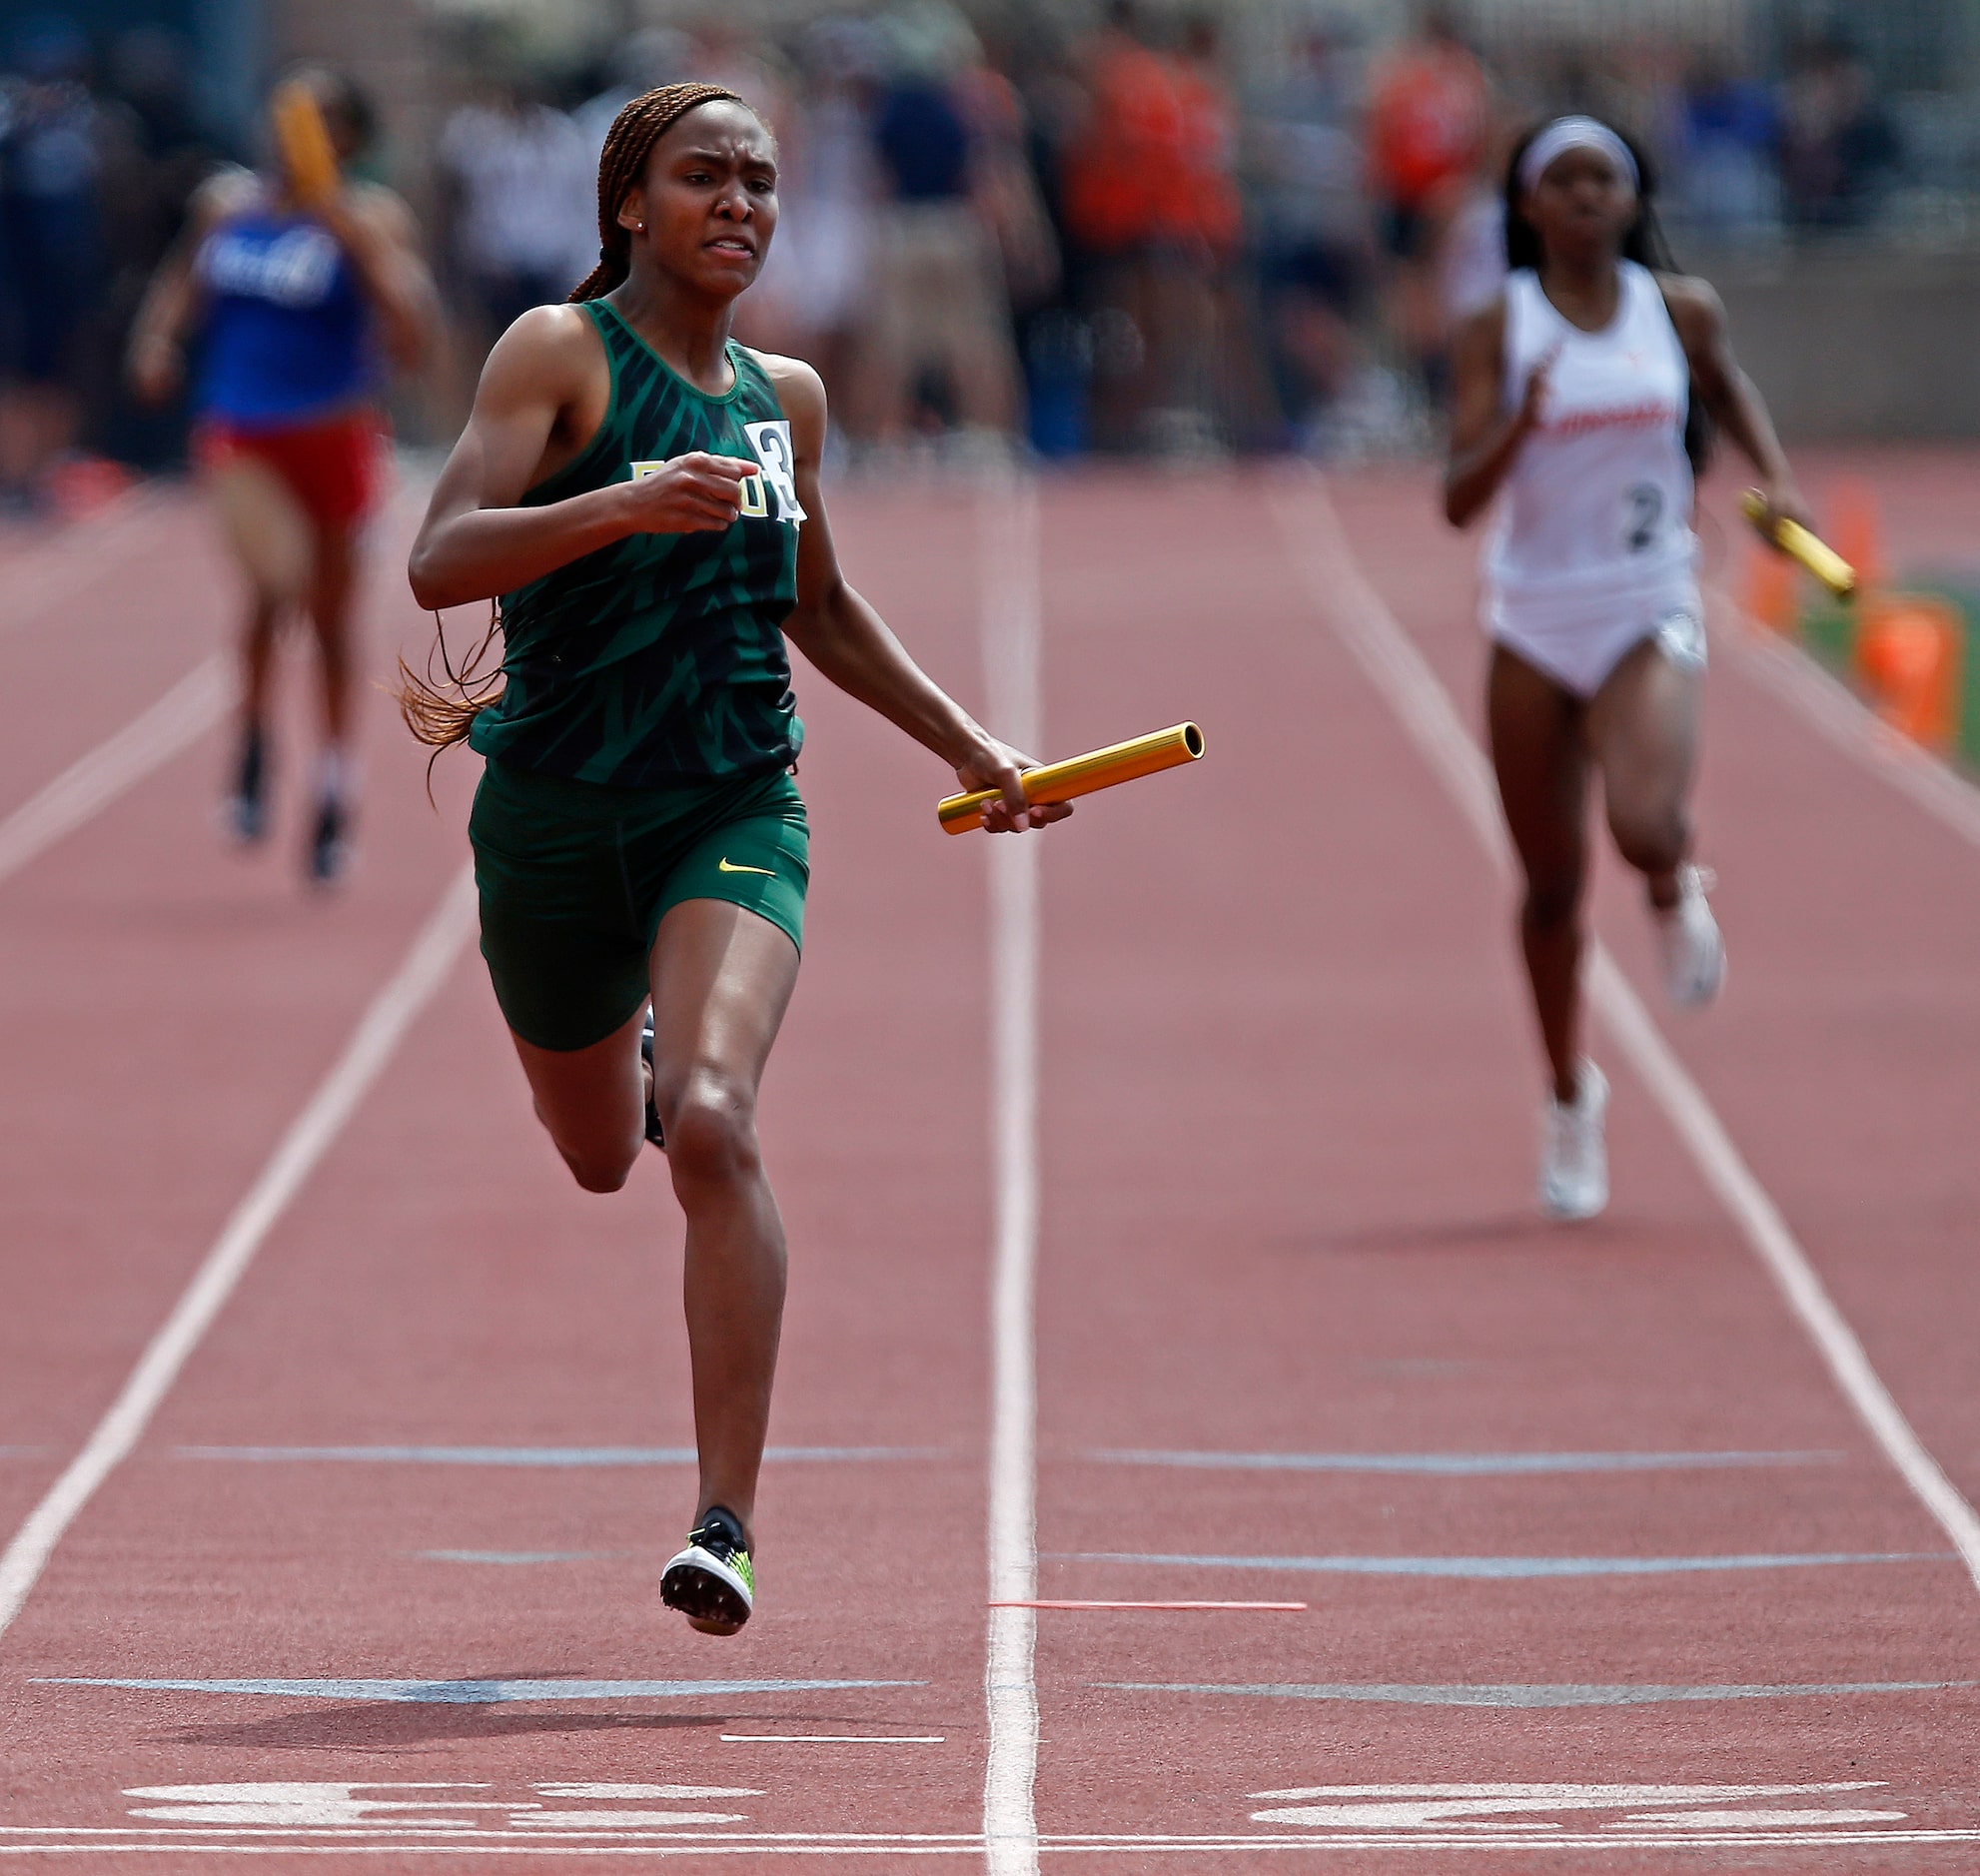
[720,1736,946,1744]
[1268,474,1980,1594]
[0,655,229,887]
[2,1825,1978,1854]
[0,867,479,1639]
[0,487,171,640]
[978,472,1042,1876]
[1707,589,1980,854]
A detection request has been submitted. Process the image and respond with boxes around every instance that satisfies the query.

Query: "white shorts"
[1491,598,1706,700]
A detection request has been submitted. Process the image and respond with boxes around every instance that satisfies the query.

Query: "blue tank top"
[196,207,375,426]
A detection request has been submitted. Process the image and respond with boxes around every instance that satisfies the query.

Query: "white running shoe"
[1539,1060,1608,1222]
[1657,864,1725,1008]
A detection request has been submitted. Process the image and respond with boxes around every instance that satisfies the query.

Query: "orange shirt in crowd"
[1061,35,1186,252]
[1063,35,1243,256]
[1167,57,1242,257]
[1365,38,1487,211]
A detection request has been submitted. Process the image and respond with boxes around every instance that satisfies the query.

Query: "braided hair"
[399,85,770,772]
[569,82,753,302]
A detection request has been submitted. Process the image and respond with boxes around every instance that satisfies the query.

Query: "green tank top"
[469,301,804,788]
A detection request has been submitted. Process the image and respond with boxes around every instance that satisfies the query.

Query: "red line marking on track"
[991,1600,1308,1612]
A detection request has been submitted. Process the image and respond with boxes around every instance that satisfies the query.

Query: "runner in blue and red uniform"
[130,68,439,884]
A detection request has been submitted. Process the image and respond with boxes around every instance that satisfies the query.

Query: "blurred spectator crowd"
[0,0,1966,507]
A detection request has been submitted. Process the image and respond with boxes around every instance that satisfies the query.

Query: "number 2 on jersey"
[1624,483,1663,552]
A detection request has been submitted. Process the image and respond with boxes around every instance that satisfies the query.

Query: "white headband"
[1518,116,1638,195]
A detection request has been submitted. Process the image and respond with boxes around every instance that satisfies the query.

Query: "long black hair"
[1501,120,1711,471]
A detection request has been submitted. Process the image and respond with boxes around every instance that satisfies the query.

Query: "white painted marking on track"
[124,1786,500,1827]
[1269,474,1980,1594]
[8,1824,1980,1855]
[507,1813,747,1829]
[116,1781,755,1832]
[721,1735,944,1744]
[41,1676,912,1701]
[1249,1781,1900,1834]
[978,471,1042,1876]
[0,868,479,1639]
[0,655,229,887]
[997,1599,1308,1611]
[534,1788,759,1800]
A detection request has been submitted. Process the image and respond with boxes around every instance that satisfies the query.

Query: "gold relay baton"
[938,722,1205,834]
[272,80,341,207]
[1740,487,1857,598]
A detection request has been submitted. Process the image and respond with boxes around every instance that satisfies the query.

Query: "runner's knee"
[565,1158,632,1195]
[1608,802,1687,878]
[660,1070,760,1186]
[533,1101,641,1195]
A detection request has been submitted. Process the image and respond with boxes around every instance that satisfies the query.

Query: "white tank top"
[1483,260,1697,635]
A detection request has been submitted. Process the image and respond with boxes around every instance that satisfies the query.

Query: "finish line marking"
[1271,474,1980,1596]
[0,871,479,1641]
[980,472,1042,1876]
[993,1600,1307,1612]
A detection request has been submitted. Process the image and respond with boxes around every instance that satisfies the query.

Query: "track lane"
[0,489,228,823]
[1329,457,1980,1530]
[4,463,1978,1867]
[1026,471,1979,1866]
[0,486,1003,1862]
[0,491,475,1603]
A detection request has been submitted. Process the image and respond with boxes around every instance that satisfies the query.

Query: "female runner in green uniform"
[405,83,1065,1634]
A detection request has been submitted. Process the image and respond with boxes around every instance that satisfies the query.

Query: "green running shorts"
[470,757,808,1052]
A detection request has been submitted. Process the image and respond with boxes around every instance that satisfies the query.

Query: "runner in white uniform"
[1444,117,1812,1221]
[1485,258,1701,697]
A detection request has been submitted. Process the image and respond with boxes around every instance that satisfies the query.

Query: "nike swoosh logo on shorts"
[717,858,776,877]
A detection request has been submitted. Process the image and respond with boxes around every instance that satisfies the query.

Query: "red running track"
[0,454,1976,1868]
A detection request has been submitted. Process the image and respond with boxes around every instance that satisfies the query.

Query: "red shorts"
[195,409,391,531]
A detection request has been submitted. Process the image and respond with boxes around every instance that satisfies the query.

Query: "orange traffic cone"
[1855,593,1963,750]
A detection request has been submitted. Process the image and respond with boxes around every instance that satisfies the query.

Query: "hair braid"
[569,82,748,302]
[396,85,761,777]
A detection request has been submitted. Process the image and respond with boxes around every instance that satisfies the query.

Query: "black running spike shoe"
[307,794,352,887]
[660,1506,753,1635]
[639,1008,665,1150]
[225,725,270,845]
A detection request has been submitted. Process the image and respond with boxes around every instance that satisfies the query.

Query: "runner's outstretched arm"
[1658,277,1809,528]
[765,356,1068,833]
